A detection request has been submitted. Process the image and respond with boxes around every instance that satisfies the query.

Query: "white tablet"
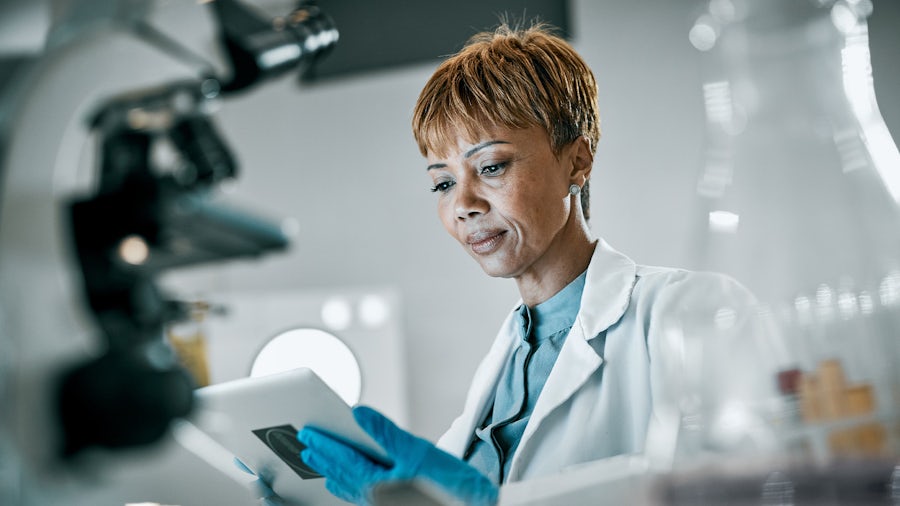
[192,367,390,504]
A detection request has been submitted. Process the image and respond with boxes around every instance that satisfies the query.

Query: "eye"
[479,162,507,176]
[429,180,455,193]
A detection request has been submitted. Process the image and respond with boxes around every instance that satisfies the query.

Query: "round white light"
[358,294,390,329]
[689,21,717,52]
[321,297,352,330]
[118,234,150,265]
[250,328,361,405]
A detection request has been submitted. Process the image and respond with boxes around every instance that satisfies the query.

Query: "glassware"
[0,311,22,504]
[166,300,213,388]
[675,0,900,467]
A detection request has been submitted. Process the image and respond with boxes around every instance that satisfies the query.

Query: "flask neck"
[699,1,872,129]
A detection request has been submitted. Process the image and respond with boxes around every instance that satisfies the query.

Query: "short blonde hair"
[412,22,601,217]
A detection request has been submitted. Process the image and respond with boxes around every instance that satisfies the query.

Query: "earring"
[569,184,580,196]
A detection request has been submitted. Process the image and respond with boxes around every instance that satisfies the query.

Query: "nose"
[454,180,488,221]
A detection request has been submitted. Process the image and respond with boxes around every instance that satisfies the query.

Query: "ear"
[567,135,593,186]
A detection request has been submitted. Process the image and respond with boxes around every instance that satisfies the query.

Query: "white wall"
[171,0,900,440]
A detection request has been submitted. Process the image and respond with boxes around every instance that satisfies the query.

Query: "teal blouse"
[464,270,587,483]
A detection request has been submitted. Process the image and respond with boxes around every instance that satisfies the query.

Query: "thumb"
[352,406,419,457]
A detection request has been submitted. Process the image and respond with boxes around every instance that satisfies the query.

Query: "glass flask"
[0,323,22,506]
[673,0,900,469]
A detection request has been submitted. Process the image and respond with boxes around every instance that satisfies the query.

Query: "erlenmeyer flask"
[676,0,900,466]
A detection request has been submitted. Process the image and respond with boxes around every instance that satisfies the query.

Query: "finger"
[254,478,276,497]
[352,406,416,456]
[324,475,364,504]
[298,427,382,470]
[233,456,254,475]
[299,431,385,485]
[417,447,499,506]
[301,449,365,504]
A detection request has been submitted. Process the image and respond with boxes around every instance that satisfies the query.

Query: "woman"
[298,22,760,505]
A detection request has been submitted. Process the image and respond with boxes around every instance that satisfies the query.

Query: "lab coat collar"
[437,238,639,462]
[506,239,636,479]
[577,238,638,340]
[514,238,637,341]
[482,237,636,382]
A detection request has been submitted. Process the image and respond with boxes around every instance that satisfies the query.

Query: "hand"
[233,456,289,506]
[298,406,498,506]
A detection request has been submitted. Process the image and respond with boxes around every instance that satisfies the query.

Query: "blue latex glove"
[233,456,288,506]
[298,406,498,506]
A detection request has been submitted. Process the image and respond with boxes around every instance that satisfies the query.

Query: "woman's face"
[426,125,588,279]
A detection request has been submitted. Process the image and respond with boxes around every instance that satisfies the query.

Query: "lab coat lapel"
[508,240,637,479]
[509,319,602,472]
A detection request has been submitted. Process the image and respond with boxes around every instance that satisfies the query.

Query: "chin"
[476,258,519,279]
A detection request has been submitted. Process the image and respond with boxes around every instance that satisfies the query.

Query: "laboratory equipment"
[166,300,221,388]
[674,0,899,481]
[0,0,337,503]
[58,0,337,459]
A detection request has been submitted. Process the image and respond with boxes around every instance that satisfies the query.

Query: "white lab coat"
[437,239,766,483]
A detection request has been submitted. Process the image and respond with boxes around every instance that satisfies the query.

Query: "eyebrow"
[425,140,511,171]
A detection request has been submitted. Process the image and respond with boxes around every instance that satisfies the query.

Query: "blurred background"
[1,1,899,503]
[2,0,899,440]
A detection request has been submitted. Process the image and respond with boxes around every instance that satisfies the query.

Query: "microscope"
[0,0,337,502]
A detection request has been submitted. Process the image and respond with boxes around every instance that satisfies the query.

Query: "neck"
[516,223,596,307]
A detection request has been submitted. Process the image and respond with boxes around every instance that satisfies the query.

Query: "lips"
[466,230,506,255]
